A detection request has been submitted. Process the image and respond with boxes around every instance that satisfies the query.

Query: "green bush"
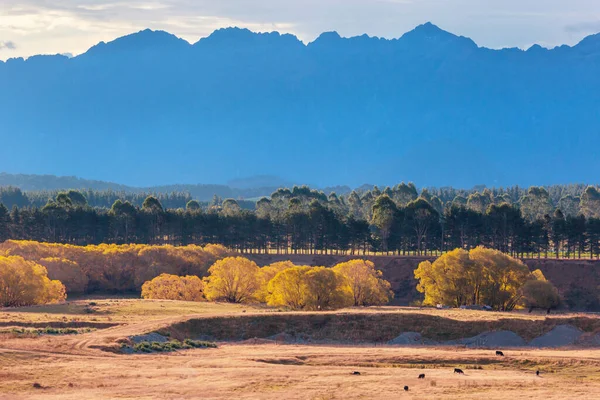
[130,339,216,353]
[0,327,94,336]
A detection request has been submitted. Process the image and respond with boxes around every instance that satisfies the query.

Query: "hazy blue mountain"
[2,23,600,188]
[0,173,285,201]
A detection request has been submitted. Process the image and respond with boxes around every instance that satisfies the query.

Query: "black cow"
[418,374,425,379]
[536,370,540,376]
[352,371,361,375]
[496,350,504,356]
[404,386,409,391]
[454,368,464,374]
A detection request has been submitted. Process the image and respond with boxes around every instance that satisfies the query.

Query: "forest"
[1,183,600,258]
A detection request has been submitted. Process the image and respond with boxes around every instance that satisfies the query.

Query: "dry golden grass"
[1,298,600,399]
[1,344,600,399]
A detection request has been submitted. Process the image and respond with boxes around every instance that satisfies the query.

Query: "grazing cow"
[352,371,361,375]
[454,368,464,374]
[536,370,540,376]
[496,350,504,356]
[404,386,409,391]
[418,374,425,379]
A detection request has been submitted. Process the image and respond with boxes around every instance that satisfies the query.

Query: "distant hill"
[0,173,278,201]
[0,173,134,192]
[2,23,600,188]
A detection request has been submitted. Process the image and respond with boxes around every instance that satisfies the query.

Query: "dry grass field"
[1,299,600,399]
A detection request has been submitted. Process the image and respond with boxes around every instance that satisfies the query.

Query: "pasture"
[1,299,600,399]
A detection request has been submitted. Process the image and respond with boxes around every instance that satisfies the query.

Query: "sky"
[1,0,600,61]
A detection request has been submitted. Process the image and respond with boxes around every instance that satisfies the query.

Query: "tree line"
[2,184,600,258]
[0,240,231,294]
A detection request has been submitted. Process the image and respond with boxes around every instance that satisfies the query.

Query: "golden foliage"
[141,274,205,302]
[0,240,233,293]
[266,266,311,309]
[332,259,393,306]
[415,247,538,311]
[266,265,354,311]
[38,257,88,293]
[530,269,547,282]
[304,267,353,310]
[203,257,261,303]
[522,279,560,310]
[255,261,296,303]
[0,255,67,307]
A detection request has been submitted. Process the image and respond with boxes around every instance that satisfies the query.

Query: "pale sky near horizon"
[1,0,600,61]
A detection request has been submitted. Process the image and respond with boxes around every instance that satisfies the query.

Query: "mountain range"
[0,173,354,201]
[1,23,600,188]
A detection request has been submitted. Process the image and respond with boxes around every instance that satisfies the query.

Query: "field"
[1,299,600,399]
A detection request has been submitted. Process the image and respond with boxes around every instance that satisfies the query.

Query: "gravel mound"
[446,331,526,348]
[529,325,583,348]
[388,332,438,345]
[130,332,170,344]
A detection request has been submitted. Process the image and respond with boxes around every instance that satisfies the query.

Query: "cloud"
[0,41,17,50]
[565,21,600,33]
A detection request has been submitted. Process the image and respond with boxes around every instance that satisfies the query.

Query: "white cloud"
[1,0,600,60]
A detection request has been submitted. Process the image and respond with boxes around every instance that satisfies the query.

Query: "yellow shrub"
[203,257,260,303]
[0,255,67,307]
[141,274,205,302]
[332,260,393,306]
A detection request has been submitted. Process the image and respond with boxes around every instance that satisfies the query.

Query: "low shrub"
[130,339,217,353]
[0,327,94,336]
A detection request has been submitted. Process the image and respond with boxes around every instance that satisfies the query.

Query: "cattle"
[404,386,409,391]
[496,350,504,356]
[536,370,540,376]
[418,374,425,379]
[454,368,464,374]
[352,371,361,375]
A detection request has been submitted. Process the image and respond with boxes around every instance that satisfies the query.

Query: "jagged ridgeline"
[2,24,600,187]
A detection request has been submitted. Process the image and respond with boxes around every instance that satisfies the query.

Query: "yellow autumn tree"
[304,267,353,310]
[415,247,541,311]
[267,266,312,309]
[141,274,205,301]
[203,257,260,303]
[0,256,66,307]
[332,260,393,306]
[470,247,531,311]
[414,248,475,307]
[255,261,297,303]
[267,266,353,311]
[521,269,560,311]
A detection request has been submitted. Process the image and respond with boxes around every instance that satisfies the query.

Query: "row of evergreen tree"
[2,184,600,258]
